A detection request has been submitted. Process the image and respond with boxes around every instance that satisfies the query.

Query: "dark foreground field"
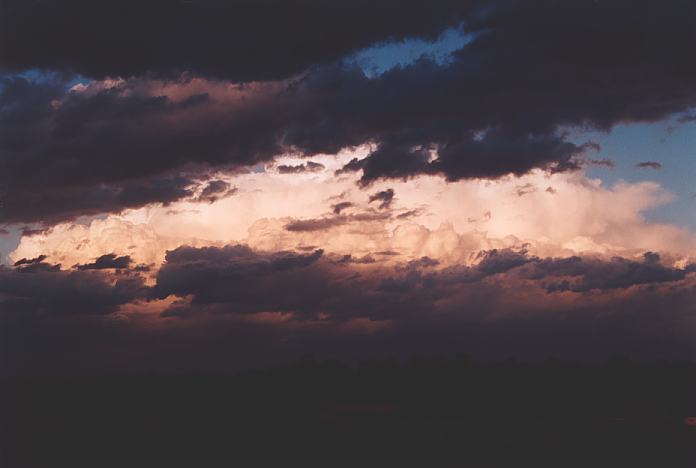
[2,358,695,467]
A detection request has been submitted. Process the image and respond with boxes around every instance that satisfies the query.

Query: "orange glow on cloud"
[10,148,696,272]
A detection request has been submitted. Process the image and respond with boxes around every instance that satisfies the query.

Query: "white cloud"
[10,149,696,270]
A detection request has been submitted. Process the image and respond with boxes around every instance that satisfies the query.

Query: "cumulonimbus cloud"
[2,0,696,375]
[10,161,695,273]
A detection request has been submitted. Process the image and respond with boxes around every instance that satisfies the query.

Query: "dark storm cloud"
[13,255,48,266]
[331,201,353,215]
[336,254,376,265]
[0,261,145,316]
[385,250,693,294]
[5,283,696,377]
[0,77,201,222]
[7,246,688,325]
[153,244,444,320]
[527,252,689,293]
[137,246,695,371]
[636,161,663,169]
[12,255,61,273]
[3,0,696,224]
[368,189,395,209]
[426,249,693,295]
[76,253,133,270]
[0,0,477,81]
[7,174,197,226]
[0,74,263,223]
[410,249,530,287]
[151,245,326,314]
[474,249,530,276]
[193,179,237,203]
[151,245,696,321]
[404,257,440,269]
[1,244,695,375]
[335,0,696,184]
[285,211,392,232]
[396,209,423,220]
[20,227,50,236]
[285,217,349,232]
[276,161,325,174]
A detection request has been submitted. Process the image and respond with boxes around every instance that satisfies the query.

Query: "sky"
[1,0,696,375]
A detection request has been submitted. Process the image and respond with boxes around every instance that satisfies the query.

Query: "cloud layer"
[3,162,696,375]
[2,0,696,224]
[2,0,696,375]
[2,240,695,375]
[0,0,477,81]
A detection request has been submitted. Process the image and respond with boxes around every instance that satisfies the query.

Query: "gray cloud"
[277,161,325,174]
[636,161,663,169]
[368,189,395,209]
[1,244,695,375]
[0,261,145,316]
[193,179,237,204]
[0,0,476,82]
[331,202,354,215]
[76,253,132,270]
[2,1,696,224]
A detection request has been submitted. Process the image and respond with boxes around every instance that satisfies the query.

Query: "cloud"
[151,243,695,320]
[0,0,476,81]
[76,253,132,270]
[285,216,349,233]
[8,216,195,270]
[520,252,689,292]
[3,0,696,377]
[193,180,237,204]
[636,161,663,170]
[587,158,616,169]
[336,254,377,265]
[331,202,353,215]
[20,227,50,236]
[10,167,696,272]
[515,183,536,197]
[13,254,48,266]
[151,245,325,314]
[0,260,146,316]
[1,240,695,375]
[368,189,395,209]
[12,255,60,273]
[276,161,325,174]
[3,0,696,223]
